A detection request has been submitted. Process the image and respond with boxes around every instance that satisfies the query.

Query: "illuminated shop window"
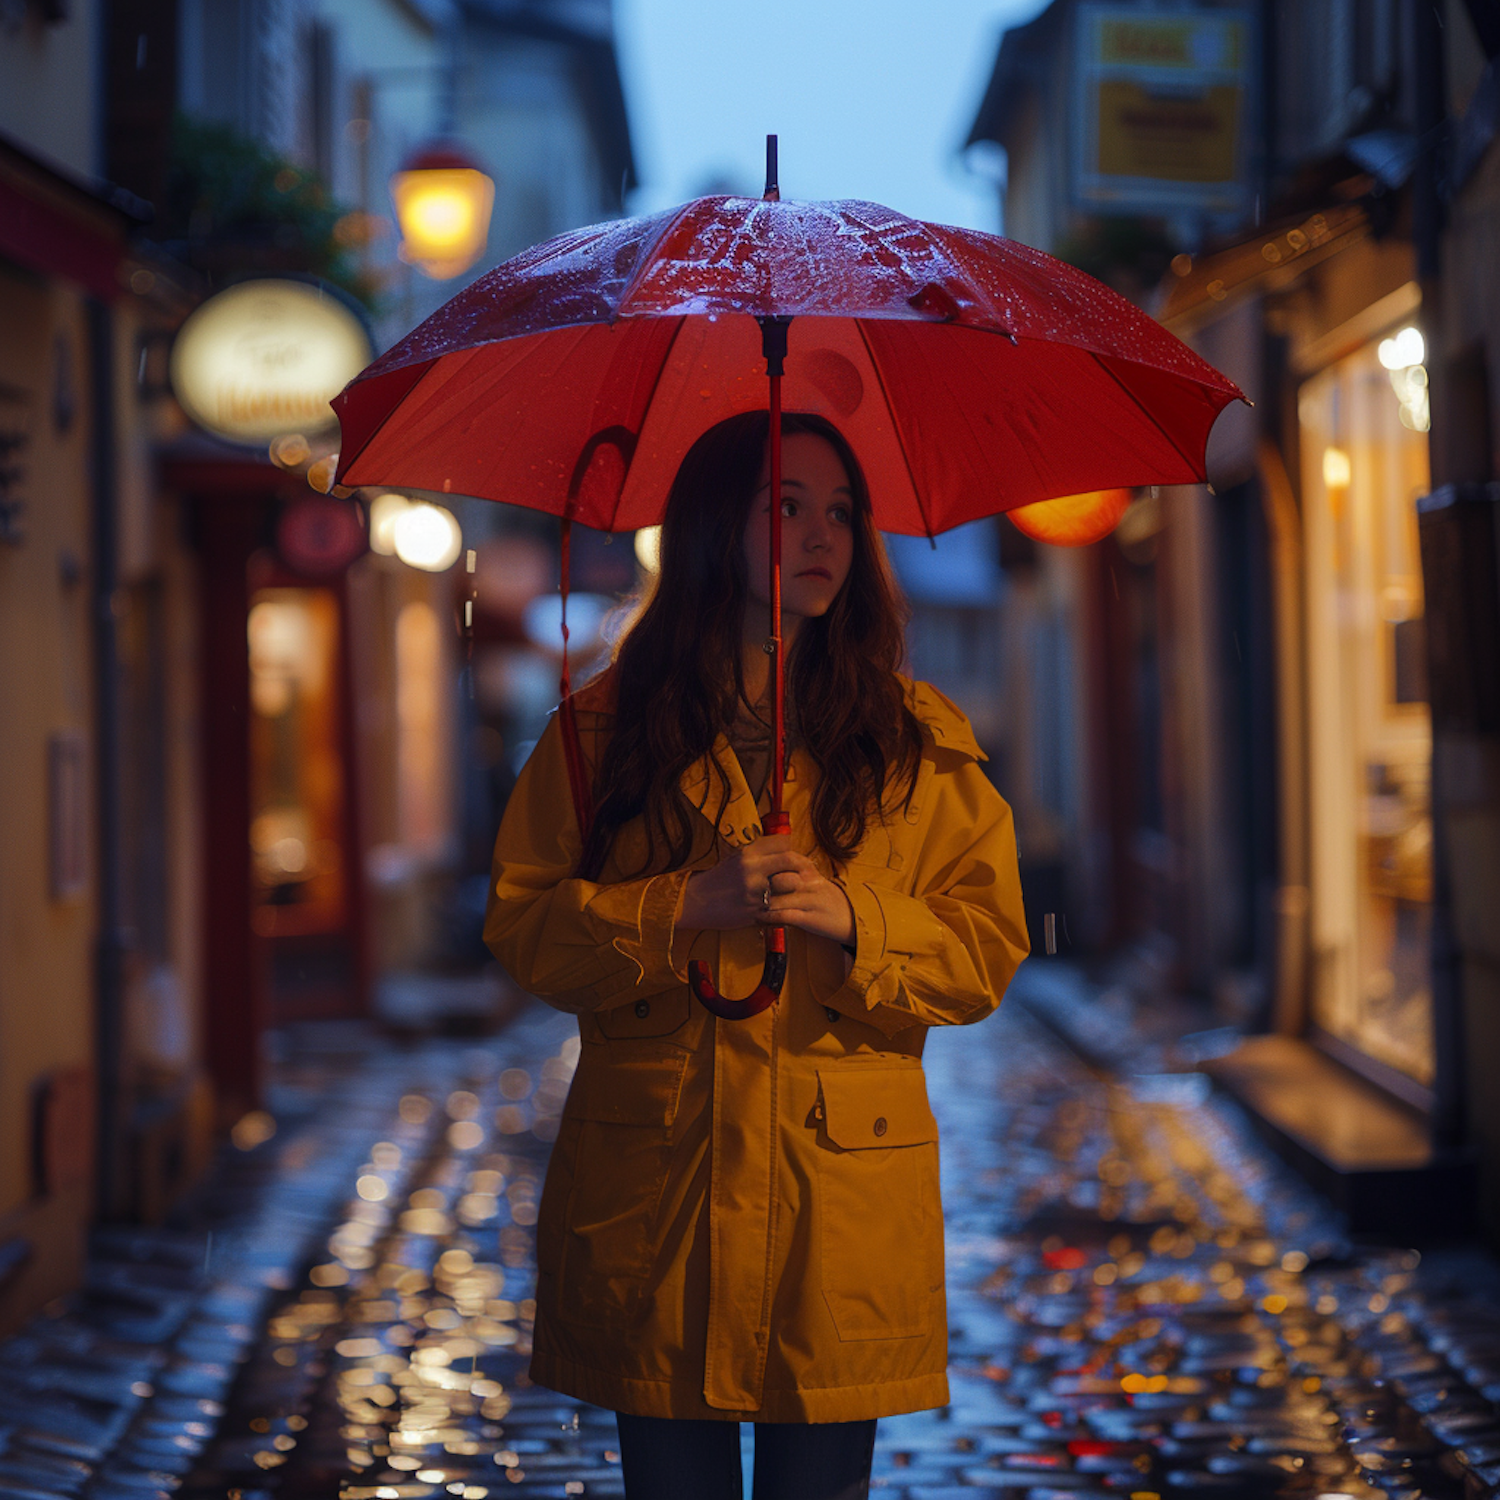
[248,589,347,937]
[1299,328,1432,1090]
[396,599,448,857]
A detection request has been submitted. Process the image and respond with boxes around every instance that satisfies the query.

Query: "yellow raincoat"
[484,673,1028,1422]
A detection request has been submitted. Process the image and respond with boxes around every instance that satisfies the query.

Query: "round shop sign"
[169,279,372,443]
[276,494,368,578]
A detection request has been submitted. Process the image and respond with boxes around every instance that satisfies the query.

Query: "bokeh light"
[1006,488,1132,546]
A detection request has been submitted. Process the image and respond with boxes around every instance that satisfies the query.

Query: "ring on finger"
[762,883,771,909]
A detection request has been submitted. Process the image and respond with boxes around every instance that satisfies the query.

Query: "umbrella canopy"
[332,194,1244,531]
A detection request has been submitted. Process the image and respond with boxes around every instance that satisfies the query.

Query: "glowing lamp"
[1322,447,1352,489]
[390,145,495,281]
[634,525,662,572]
[1377,326,1425,370]
[368,491,413,554]
[1006,489,1131,547]
[393,501,463,572]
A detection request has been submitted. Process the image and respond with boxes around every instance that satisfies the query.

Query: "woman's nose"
[803,514,832,550]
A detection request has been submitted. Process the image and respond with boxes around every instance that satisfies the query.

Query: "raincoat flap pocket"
[595,986,691,1041]
[817,1066,937,1151]
[567,1045,687,1127]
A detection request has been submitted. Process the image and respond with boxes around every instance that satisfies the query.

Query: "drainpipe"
[1412,0,1445,285]
[87,297,125,1222]
[1409,3,1466,1155]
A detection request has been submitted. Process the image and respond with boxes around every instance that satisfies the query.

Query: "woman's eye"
[780,498,798,518]
[830,505,852,525]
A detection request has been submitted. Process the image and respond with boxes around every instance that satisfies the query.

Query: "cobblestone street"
[5,971,1500,1500]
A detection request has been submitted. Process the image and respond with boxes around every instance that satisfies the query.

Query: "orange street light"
[1007,488,1132,547]
[390,145,495,281]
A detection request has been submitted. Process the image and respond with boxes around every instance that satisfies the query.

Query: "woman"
[484,412,1028,1500]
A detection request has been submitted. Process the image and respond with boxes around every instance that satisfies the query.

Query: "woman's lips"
[796,567,832,580]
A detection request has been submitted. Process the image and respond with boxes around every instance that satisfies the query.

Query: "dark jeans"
[615,1412,878,1500]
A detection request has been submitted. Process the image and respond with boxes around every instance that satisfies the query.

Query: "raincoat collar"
[678,735,764,847]
[567,668,986,845]
[905,678,987,763]
[571,669,775,846]
[673,680,987,843]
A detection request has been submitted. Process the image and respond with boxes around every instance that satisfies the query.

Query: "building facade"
[0,0,634,1335]
[1,6,214,1327]
[970,0,1500,1237]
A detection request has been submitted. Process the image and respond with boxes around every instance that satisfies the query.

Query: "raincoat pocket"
[815,1065,941,1342]
[552,1044,687,1328]
[593,985,692,1043]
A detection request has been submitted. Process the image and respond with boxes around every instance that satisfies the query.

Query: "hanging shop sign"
[1073,5,1250,217]
[170,279,373,443]
[276,494,369,578]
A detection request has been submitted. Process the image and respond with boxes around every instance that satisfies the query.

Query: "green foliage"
[157,114,379,310]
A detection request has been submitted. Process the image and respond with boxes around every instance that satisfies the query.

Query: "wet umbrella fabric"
[333,194,1243,534]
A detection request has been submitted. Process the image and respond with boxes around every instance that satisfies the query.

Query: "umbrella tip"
[764,134,780,201]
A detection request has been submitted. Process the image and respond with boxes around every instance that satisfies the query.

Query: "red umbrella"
[333,138,1245,1017]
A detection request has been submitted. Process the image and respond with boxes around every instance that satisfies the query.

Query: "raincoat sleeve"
[483,713,690,1014]
[839,754,1029,1036]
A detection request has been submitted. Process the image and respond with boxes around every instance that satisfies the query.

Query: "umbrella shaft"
[769,371,784,818]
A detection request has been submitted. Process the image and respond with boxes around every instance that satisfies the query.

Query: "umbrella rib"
[853,320,936,540]
[601,314,689,532]
[1088,352,1207,480]
[615,200,699,318]
[337,358,438,481]
[925,222,1007,331]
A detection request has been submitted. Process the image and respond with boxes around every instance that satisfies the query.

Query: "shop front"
[163,451,467,1115]
[1160,217,1471,1230]
[1299,319,1435,1107]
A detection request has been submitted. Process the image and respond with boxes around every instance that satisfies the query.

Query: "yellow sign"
[1099,18,1242,70]
[1096,81,1241,185]
[170,279,373,443]
[1076,5,1248,214]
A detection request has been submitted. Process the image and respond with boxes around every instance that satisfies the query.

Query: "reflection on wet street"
[3,976,1499,1500]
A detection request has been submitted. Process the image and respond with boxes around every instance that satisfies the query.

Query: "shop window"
[396,599,448,857]
[247,588,346,937]
[1300,331,1433,1093]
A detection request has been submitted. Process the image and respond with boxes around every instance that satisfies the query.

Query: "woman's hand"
[678,835,855,947]
[679,834,801,931]
[759,859,856,946]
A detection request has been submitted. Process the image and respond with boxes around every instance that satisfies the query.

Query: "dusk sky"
[614,0,1048,233]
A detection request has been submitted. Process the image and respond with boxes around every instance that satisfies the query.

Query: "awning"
[1156,199,1372,334]
[0,132,147,302]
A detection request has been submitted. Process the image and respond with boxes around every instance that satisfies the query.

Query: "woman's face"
[742,432,856,621]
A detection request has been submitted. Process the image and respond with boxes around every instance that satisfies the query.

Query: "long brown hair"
[577,411,923,881]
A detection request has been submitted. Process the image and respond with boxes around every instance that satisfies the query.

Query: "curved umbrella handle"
[689,931,787,1021]
[689,811,789,1020]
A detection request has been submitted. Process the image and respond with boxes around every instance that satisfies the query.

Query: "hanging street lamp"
[390,144,494,281]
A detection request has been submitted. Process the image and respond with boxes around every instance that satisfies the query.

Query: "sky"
[613,0,1049,234]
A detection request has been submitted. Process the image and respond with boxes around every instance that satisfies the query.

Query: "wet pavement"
[4,966,1500,1500]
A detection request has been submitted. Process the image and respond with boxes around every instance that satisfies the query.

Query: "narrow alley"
[5,973,1499,1500]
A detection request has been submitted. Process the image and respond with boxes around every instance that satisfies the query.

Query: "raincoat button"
[824,1007,839,1023]
[873,1117,888,1137]
[634,1000,651,1019]
[720,822,735,839]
